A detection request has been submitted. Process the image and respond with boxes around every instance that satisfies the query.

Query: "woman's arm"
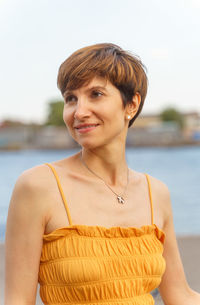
[5,167,49,305]
[158,183,200,305]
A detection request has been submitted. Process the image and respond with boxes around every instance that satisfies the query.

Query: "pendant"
[117,196,125,204]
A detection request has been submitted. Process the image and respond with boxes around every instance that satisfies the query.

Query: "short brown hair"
[57,43,148,127]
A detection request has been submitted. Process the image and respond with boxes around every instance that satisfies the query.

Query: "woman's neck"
[80,144,128,186]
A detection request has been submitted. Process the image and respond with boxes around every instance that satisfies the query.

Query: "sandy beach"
[1,235,200,304]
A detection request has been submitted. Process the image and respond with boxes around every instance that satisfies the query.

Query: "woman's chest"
[45,174,164,235]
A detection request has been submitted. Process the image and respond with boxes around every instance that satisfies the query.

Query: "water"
[0,147,200,242]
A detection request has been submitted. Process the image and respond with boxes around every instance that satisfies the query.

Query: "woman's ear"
[126,93,141,119]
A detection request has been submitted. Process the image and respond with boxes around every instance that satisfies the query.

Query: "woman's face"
[63,77,132,149]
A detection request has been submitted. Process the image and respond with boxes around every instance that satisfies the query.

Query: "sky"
[0,0,200,123]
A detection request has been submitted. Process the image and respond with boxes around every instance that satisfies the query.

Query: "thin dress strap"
[45,163,73,226]
[144,173,154,225]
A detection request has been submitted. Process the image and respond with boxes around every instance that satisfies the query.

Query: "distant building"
[32,126,77,149]
[127,121,183,147]
[132,114,162,128]
[181,112,200,142]
[183,112,200,129]
[0,126,31,150]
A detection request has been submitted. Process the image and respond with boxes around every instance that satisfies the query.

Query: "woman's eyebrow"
[63,90,73,97]
[63,86,108,97]
[86,86,108,92]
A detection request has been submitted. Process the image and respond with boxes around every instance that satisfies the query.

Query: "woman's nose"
[74,99,91,120]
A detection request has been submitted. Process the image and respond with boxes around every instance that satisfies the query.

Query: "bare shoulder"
[145,173,172,228]
[10,163,55,220]
[13,164,51,196]
[146,173,170,198]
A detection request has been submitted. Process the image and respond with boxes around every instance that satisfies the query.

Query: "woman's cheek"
[63,108,72,126]
[63,110,78,141]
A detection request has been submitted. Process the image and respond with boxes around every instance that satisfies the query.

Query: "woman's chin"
[77,139,103,150]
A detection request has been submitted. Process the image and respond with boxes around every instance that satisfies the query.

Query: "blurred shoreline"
[1,111,200,150]
[1,234,200,304]
[0,140,200,151]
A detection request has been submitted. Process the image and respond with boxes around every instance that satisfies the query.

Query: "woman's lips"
[75,124,99,134]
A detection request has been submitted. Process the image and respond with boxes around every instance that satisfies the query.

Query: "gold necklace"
[80,154,129,204]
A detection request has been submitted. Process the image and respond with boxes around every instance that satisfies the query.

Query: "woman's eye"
[65,95,77,103]
[91,91,103,98]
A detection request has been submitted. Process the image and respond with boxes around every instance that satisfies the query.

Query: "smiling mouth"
[75,124,99,130]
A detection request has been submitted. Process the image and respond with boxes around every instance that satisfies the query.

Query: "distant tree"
[45,100,65,126]
[160,107,184,129]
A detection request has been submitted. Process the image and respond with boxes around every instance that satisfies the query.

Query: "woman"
[5,43,200,305]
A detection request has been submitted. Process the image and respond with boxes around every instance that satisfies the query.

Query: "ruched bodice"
[38,163,166,305]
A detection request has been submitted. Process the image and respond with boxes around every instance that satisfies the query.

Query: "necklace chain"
[80,154,129,204]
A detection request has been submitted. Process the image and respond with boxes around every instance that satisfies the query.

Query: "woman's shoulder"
[15,163,52,191]
[132,169,170,196]
[12,163,59,214]
[131,170,171,227]
[145,173,171,225]
[13,156,76,199]
[8,164,55,231]
[145,173,170,196]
